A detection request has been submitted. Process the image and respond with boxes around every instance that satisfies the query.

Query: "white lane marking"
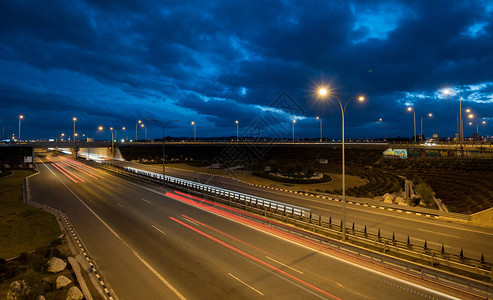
[40,161,186,300]
[142,198,152,204]
[123,171,447,300]
[182,217,200,227]
[116,203,123,208]
[117,187,124,191]
[265,256,303,274]
[228,273,264,296]
[152,225,166,235]
[417,229,461,239]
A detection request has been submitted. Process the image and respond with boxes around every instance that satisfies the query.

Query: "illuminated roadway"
[29,150,462,299]
[110,160,493,262]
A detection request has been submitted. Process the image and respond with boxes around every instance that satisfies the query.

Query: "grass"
[0,170,61,259]
[165,163,367,193]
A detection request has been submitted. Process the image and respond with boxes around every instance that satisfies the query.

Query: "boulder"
[66,286,83,300]
[383,193,394,204]
[395,197,407,206]
[7,280,29,300]
[47,257,67,273]
[56,275,72,289]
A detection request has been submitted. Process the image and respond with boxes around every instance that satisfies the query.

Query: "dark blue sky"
[1,0,492,140]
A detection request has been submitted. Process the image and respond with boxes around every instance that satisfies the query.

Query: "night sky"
[1,0,492,141]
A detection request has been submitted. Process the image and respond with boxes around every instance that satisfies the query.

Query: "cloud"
[0,0,492,139]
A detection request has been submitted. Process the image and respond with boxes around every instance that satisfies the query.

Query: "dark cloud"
[0,0,492,139]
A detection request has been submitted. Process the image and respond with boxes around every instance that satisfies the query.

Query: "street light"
[146,119,179,188]
[317,87,365,240]
[18,115,24,141]
[292,119,296,142]
[235,120,239,142]
[61,133,65,142]
[443,89,463,143]
[420,113,433,142]
[73,117,77,142]
[316,117,322,142]
[141,123,147,141]
[378,118,387,141]
[136,120,142,142]
[191,121,196,142]
[407,107,416,143]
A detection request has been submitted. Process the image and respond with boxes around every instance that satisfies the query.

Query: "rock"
[56,275,72,289]
[383,193,394,204]
[36,296,46,300]
[395,197,407,206]
[66,286,84,300]
[47,257,67,273]
[7,280,29,300]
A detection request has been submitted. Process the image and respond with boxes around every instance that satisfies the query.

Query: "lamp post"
[136,120,142,142]
[378,118,387,141]
[292,119,296,142]
[146,119,179,188]
[61,133,65,142]
[18,115,24,141]
[141,123,147,141]
[420,113,433,142]
[317,87,364,240]
[235,120,239,142]
[316,117,322,142]
[407,107,416,143]
[191,121,196,142]
[443,89,464,144]
[73,117,77,143]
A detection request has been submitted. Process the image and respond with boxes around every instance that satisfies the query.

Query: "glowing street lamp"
[378,118,387,141]
[235,120,239,142]
[141,123,147,141]
[61,133,65,141]
[316,117,322,142]
[420,113,433,142]
[191,121,196,142]
[292,120,296,142]
[443,89,464,143]
[136,120,142,142]
[18,115,24,141]
[72,117,77,142]
[317,87,365,240]
[146,119,179,188]
[407,107,416,143]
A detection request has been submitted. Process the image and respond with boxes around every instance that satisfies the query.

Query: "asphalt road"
[28,151,465,299]
[110,160,493,261]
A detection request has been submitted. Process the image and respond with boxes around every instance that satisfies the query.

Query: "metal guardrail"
[87,161,493,296]
[123,166,309,217]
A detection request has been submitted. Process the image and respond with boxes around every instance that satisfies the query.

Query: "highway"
[28,150,465,299]
[109,160,493,262]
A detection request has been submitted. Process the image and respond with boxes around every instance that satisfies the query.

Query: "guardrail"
[86,161,493,296]
[123,166,309,217]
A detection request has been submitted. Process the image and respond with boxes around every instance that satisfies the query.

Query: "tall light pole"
[316,116,322,142]
[235,120,239,142]
[443,89,463,143]
[191,121,196,142]
[317,87,364,240]
[18,115,24,141]
[378,118,387,141]
[61,133,65,141]
[73,117,77,142]
[420,113,433,142]
[146,119,179,188]
[407,107,416,143]
[136,120,142,142]
[141,123,147,141]
[292,119,296,142]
